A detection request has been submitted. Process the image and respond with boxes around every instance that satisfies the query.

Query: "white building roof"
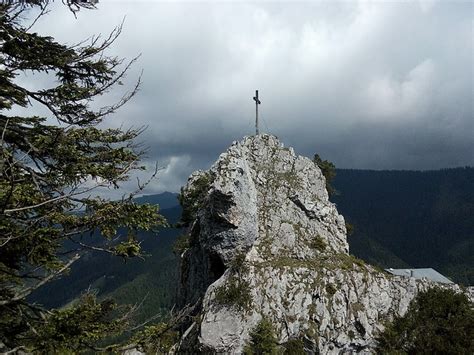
[385,268,454,284]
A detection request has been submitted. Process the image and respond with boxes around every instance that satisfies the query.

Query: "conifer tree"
[0,3,165,351]
[244,317,279,354]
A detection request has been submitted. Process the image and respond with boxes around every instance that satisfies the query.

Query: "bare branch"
[24,2,49,32]
[127,161,164,200]
[68,238,115,255]
[0,253,81,306]
[1,118,9,146]
[2,345,26,354]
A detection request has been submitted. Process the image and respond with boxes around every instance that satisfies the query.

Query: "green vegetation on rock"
[283,338,305,354]
[313,154,337,196]
[214,276,253,313]
[325,283,337,296]
[173,234,191,255]
[311,235,327,252]
[345,222,354,236]
[178,172,214,227]
[244,317,279,355]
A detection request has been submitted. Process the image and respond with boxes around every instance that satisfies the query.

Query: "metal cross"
[253,90,261,135]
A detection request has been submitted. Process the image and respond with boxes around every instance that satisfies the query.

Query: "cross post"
[253,90,261,135]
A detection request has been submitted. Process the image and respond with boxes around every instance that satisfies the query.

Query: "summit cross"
[253,90,261,135]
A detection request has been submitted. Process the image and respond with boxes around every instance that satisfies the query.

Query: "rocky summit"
[176,135,460,354]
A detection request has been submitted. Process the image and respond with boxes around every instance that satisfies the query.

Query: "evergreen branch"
[3,159,136,213]
[0,5,166,350]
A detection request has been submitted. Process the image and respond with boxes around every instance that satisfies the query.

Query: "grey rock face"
[177,135,461,353]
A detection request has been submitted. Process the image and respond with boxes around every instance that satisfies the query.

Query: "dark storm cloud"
[26,0,473,193]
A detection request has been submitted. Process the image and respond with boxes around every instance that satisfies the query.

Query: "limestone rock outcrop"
[176,135,461,354]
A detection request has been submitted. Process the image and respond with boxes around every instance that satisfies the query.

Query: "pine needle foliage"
[0,4,165,351]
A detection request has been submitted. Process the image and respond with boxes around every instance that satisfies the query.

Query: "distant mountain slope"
[135,191,179,210]
[30,169,474,321]
[30,193,182,323]
[332,167,474,285]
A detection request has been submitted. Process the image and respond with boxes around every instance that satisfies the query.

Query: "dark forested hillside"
[31,168,474,322]
[332,167,474,285]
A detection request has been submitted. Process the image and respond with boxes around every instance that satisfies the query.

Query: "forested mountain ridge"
[30,167,473,327]
[333,167,474,285]
[34,168,474,313]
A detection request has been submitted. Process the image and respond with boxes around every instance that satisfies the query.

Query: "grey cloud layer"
[29,1,473,193]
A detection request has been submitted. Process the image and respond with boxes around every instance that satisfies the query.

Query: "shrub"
[244,317,279,355]
[325,283,337,296]
[177,172,214,227]
[214,277,252,312]
[313,154,337,197]
[345,222,354,236]
[283,338,305,354]
[311,235,327,252]
[376,287,474,354]
[230,251,248,271]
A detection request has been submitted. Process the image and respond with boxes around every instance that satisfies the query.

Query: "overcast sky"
[25,0,473,194]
